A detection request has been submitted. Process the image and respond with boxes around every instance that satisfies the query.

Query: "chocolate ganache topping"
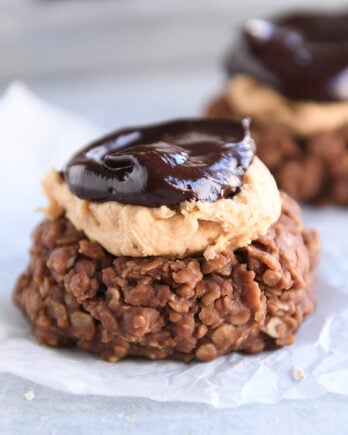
[226,12,348,101]
[64,118,254,208]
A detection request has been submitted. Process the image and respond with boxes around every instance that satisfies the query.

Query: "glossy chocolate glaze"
[64,118,254,208]
[226,12,348,101]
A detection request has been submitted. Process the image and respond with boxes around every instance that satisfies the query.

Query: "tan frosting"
[227,74,348,136]
[42,157,281,260]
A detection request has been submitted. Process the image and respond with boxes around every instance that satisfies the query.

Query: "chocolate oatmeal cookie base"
[14,193,319,362]
[207,95,348,204]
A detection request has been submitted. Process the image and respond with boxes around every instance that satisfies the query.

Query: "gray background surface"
[1,373,347,435]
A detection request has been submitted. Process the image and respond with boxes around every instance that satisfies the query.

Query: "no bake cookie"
[14,119,319,361]
[207,12,348,204]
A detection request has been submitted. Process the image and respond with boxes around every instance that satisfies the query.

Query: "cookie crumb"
[292,367,305,381]
[24,390,35,401]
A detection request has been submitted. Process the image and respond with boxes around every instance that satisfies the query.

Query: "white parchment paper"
[0,84,348,408]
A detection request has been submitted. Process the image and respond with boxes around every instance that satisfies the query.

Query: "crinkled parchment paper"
[0,84,347,408]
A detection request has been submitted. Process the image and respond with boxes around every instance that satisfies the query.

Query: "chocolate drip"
[226,12,348,101]
[64,118,254,208]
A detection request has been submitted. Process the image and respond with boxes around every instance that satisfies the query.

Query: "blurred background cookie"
[206,11,348,204]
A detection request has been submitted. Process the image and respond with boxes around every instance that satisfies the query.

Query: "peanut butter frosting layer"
[227,75,348,136]
[42,157,281,260]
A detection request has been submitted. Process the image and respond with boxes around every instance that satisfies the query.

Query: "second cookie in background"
[207,11,348,205]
